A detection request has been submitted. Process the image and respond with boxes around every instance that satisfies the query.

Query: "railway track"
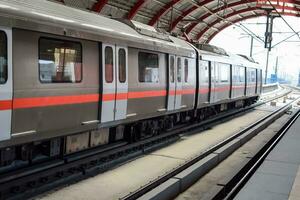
[0,88,292,200]
[121,91,298,200]
[221,105,300,200]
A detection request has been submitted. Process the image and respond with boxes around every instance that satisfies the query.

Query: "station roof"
[50,0,300,43]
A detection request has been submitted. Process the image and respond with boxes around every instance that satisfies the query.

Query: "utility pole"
[265,50,270,84]
[264,11,276,84]
[275,56,278,76]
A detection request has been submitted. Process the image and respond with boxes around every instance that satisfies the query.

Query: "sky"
[210,16,300,85]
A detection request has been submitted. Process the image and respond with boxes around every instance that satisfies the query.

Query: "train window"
[239,67,245,82]
[105,46,114,83]
[184,59,188,82]
[200,61,209,83]
[246,69,250,83]
[39,38,82,83]
[251,70,256,82]
[169,56,175,83]
[177,57,182,82]
[138,52,159,83]
[211,62,215,82]
[0,31,7,84]
[232,66,238,82]
[220,63,230,83]
[118,48,126,83]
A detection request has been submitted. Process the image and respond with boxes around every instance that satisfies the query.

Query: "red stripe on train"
[13,94,99,109]
[199,88,209,94]
[128,90,167,99]
[0,100,13,110]
[0,86,250,110]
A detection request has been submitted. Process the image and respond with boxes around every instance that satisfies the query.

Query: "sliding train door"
[210,62,217,103]
[167,55,176,111]
[115,46,128,120]
[101,44,128,123]
[0,28,12,141]
[175,57,183,110]
[167,55,183,111]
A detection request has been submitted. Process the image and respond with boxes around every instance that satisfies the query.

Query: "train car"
[195,44,262,114]
[0,0,262,168]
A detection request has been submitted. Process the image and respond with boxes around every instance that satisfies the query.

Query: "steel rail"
[121,91,295,200]
[223,108,300,200]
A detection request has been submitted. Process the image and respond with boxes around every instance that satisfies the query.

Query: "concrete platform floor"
[35,105,280,200]
[174,108,294,200]
[234,113,300,200]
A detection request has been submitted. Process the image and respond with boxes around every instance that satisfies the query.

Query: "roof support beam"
[170,0,213,31]
[148,0,181,26]
[185,0,257,34]
[127,0,148,20]
[92,0,108,13]
[170,0,300,33]
[205,14,265,43]
[187,0,300,35]
[204,11,300,43]
[196,8,265,40]
[196,4,300,41]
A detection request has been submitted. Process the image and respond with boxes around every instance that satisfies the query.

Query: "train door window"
[251,69,256,82]
[220,63,230,83]
[200,60,209,83]
[118,48,126,83]
[177,57,182,82]
[138,52,159,83]
[211,62,215,82]
[233,66,238,83]
[170,56,175,83]
[105,46,114,83]
[239,66,245,83]
[247,69,251,83]
[0,31,7,84]
[184,58,188,82]
[39,38,82,83]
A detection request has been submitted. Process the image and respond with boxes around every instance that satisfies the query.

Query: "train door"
[175,57,183,109]
[101,44,128,123]
[167,55,176,111]
[0,28,12,141]
[115,46,128,120]
[198,60,210,105]
[210,62,217,103]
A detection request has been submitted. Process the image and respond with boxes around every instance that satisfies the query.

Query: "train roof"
[0,0,195,58]
[197,45,261,69]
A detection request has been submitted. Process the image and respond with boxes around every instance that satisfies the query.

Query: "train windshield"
[0,31,7,84]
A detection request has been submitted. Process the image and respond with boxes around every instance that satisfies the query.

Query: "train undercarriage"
[0,97,258,171]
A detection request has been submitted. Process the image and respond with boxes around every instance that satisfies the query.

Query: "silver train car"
[0,0,262,166]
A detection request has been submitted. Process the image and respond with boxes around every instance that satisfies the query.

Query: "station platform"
[235,114,300,200]
[36,104,279,200]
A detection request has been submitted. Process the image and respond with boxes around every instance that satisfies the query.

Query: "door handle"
[82,120,100,125]
[12,130,37,137]
[126,113,137,118]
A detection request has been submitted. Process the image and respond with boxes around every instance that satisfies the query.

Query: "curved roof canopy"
[52,0,300,43]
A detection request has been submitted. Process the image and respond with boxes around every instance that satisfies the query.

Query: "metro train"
[0,0,262,167]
